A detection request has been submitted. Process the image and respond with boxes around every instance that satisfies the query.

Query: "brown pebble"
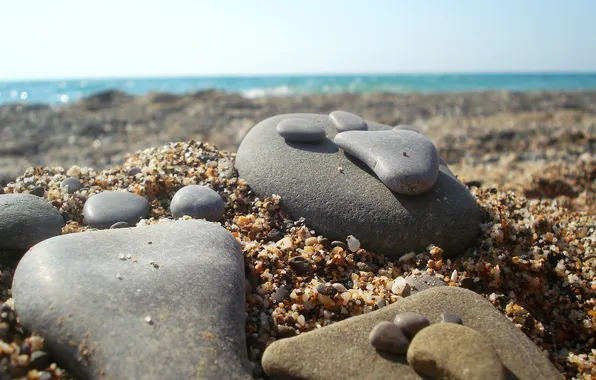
[369,321,409,354]
[304,237,318,246]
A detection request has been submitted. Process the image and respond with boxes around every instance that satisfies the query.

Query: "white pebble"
[346,235,360,252]
[144,316,153,324]
[391,276,410,295]
[450,270,459,283]
[116,273,123,280]
[297,314,306,326]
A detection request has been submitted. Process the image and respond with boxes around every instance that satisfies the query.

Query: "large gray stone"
[12,220,251,379]
[170,185,226,221]
[334,129,440,194]
[236,113,480,259]
[261,286,562,380]
[83,191,150,229]
[0,194,65,250]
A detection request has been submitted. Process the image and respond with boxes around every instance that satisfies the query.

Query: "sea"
[1,73,596,106]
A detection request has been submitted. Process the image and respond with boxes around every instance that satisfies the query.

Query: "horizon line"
[2,70,596,83]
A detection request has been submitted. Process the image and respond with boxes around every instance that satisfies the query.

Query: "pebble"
[392,312,430,339]
[330,240,347,249]
[346,235,360,252]
[288,256,312,276]
[127,167,142,177]
[170,184,225,221]
[271,285,289,304]
[407,323,507,380]
[391,276,411,296]
[109,221,130,229]
[329,111,368,131]
[276,118,326,143]
[334,129,440,195]
[29,186,45,197]
[266,228,284,242]
[29,350,50,371]
[368,321,409,354]
[441,312,463,324]
[60,177,82,194]
[82,191,150,229]
[0,193,65,250]
[11,219,251,379]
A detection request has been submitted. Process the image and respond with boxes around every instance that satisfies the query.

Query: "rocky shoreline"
[0,91,594,379]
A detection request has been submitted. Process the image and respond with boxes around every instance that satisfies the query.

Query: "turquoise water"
[2,73,596,106]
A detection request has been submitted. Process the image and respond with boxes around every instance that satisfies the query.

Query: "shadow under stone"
[285,138,339,154]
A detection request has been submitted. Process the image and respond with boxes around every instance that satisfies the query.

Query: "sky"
[1,0,596,80]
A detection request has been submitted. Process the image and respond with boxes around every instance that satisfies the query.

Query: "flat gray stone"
[393,312,430,339]
[408,323,507,380]
[329,111,368,131]
[334,129,439,194]
[170,185,225,221]
[60,177,82,194]
[83,191,149,229]
[236,113,480,259]
[369,321,409,354]
[0,194,65,250]
[276,118,326,143]
[12,220,251,379]
[261,286,562,380]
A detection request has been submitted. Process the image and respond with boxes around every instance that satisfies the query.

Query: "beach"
[0,90,595,379]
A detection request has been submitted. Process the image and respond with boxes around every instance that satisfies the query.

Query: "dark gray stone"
[276,118,326,143]
[60,177,82,194]
[127,168,142,177]
[170,185,225,221]
[236,113,481,259]
[261,287,562,380]
[329,111,368,131]
[29,186,45,197]
[0,194,65,250]
[393,312,430,339]
[441,312,463,324]
[368,321,409,354]
[83,191,149,229]
[334,129,439,194]
[12,220,251,379]
[109,221,130,229]
[407,323,507,380]
[29,351,51,371]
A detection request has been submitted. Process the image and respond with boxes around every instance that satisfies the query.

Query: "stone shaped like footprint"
[334,129,440,195]
[11,220,251,379]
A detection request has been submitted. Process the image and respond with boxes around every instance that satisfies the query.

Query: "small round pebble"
[441,312,463,324]
[393,312,430,339]
[170,185,225,221]
[60,177,82,194]
[276,118,326,143]
[368,321,409,354]
[127,168,142,176]
[391,276,411,296]
[83,191,150,229]
[110,221,130,229]
[288,256,312,275]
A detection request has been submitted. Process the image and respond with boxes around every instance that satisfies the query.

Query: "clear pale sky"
[1,0,595,80]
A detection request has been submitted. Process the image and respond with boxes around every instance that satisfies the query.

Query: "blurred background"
[1,0,595,213]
